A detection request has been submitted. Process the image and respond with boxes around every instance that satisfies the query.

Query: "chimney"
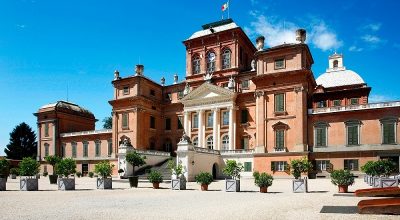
[135,64,144,76]
[296,29,306,43]
[114,70,120,80]
[161,77,165,86]
[256,36,265,51]
[173,74,178,84]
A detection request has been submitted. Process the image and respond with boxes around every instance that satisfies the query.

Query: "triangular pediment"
[181,83,236,106]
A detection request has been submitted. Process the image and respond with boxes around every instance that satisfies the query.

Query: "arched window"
[206,52,216,73]
[221,135,229,150]
[192,136,198,147]
[206,135,214,149]
[333,60,338,68]
[192,56,201,75]
[222,49,231,69]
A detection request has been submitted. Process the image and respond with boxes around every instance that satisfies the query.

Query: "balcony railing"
[220,149,255,155]
[135,150,171,157]
[308,101,400,115]
[60,129,112,137]
[194,147,220,155]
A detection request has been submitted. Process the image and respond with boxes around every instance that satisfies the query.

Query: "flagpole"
[228,0,230,19]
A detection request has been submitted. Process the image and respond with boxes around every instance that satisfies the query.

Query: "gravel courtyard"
[0,177,396,220]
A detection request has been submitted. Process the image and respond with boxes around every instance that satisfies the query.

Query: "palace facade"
[35,19,400,178]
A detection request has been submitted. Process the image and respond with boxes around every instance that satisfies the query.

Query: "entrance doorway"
[212,163,218,179]
[82,164,88,176]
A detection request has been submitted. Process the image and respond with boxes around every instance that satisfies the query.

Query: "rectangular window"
[274,58,285,69]
[383,123,396,144]
[83,142,88,157]
[274,93,285,112]
[72,143,77,158]
[150,116,156,129]
[241,137,249,149]
[344,159,359,171]
[123,86,129,95]
[275,130,285,150]
[95,141,101,157]
[150,89,155,96]
[44,144,49,156]
[241,109,248,124]
[315,127,327,147]
[271,161,288,172]
[108,141,112,157]
[347,125,359,145]
[44,123,49,137]
[350,98,359,105]
[241,80,249,89]
[316,160,330,171]
[165,118,171,130]
[244,162,252,172]
[333,100,341,107]
[317,101,327,108]
[192,113,198,129]
[122,113,129,129]
[206,112,213,128]
[177,116,183,129]
[178,90,184,99]
[222,111,229,126]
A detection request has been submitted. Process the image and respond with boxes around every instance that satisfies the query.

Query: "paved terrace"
[1,178,397,220]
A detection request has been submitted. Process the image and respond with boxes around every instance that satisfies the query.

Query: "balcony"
[220,149,255,155]
[60,129,112,137]
[194,147,220,155]
[308,101,400,115]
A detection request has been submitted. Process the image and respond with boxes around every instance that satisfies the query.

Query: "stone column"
[255,91,266,153]
[198,110,204,148]
[213,109,218,150]
[53,120,57,156]
[37,123,41,161]
[184,111,189,133]
[228,107,234,150]
[187,113,192,137]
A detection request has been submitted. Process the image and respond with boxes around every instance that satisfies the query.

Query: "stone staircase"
[136,158,172,180]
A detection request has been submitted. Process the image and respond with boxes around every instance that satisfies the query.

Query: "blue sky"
[1,0,399,155]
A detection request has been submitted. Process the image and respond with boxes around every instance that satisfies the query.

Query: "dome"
[316,69,365,88]
[40,101,94,117]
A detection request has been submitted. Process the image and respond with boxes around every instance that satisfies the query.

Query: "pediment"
[181,83,236,106]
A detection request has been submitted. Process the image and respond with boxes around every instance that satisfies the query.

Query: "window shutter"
[271,162,276,171]
[354,160,359,171]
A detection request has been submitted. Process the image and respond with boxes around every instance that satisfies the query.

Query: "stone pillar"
[37,123,41,161]
[228,107,234,150]
[53,120,57,156]
[176,136,195,181]
[184,111,189,133]
[188,113,192,137]
[255,91,266,153]
[212,109,218,150]
[198,110,204,148]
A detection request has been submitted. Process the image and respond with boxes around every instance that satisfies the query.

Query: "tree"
[102,116,112,129]
[44,155,61,175]
[4,123,37,160]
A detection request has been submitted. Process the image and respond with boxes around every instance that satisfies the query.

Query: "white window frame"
[221,134,229,150]
[206,135,213,149]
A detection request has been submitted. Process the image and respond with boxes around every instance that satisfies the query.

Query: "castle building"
[35,19,400,178]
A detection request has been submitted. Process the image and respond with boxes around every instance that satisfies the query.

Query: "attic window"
[123,86,129,95]
[274,58,285,69]
[333,60,339,68]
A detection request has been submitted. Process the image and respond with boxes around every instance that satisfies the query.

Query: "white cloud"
[245,13,342,51]
[16,24,26,29]
[369,95,393,103]
[363,23,381,32]
[361,34,381,43]
[349,45,363,52]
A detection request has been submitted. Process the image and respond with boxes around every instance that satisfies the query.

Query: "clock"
[207,52,216,62]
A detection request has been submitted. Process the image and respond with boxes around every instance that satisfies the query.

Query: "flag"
[221,2,229,11]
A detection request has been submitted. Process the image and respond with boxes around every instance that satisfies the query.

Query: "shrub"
[223,160,243,180]
[76,171,82,178]
[361,160,397,177]
[253,171,274,188]
[88,172,94,178]
[289,157,312,179]
[361,161,375,176]
[167,159,184,178]
[147,170,163,183]
[94,161,115,178]
[10,168,19,176]
[44,155,61,175]
[19,157,40,176]
[125,151,146,174]
[195,172,213,185]
[0,158,10,177]
[43,172,48,177]
[55,158,76,178]
[331,169,355,186]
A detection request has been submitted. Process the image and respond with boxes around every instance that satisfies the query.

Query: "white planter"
[20,177,38,191]
[0,177,6,191]
[372,177,381,188]
[171,176,186,190]
[379,178,398,188]
[368,176,374,186]
[97,177,112,190]
[293,178,308,193]
[58,178,75,191]
[225,179,240,192]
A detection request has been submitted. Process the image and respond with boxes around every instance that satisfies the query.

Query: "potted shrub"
[167,159,186,190]
[44,155,61,184]
[125,151,146,188]
[147,170,163,189]
[94,161,114,190]
[195,172,213,191]
[55,158,76,191]
[361,161,374,184]
[88,171,94,178]
[76,171,82,178]
[43,172,48,177]
[19,157,40,191]
[0,158,10,191]
[289,157,312,193]
[374,160,398,188]
[222,160,243,192]
[10,168,19,179]
[253,171,273,193]
[330,169,355,193]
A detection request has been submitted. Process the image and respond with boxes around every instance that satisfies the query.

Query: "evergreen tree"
[4,122,37,160]
[102,116,112,129]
